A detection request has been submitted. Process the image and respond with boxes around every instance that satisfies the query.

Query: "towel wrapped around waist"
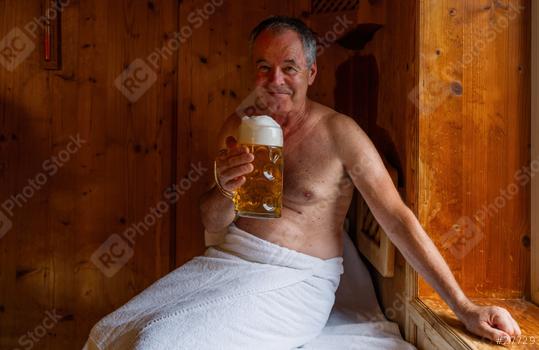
[85,224,344,350]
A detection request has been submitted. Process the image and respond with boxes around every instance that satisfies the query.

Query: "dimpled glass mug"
[216,115,284,218]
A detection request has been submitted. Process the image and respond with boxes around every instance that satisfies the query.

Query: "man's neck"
[272,99,312,138]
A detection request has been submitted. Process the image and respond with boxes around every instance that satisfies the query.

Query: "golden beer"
[233,116,283,218]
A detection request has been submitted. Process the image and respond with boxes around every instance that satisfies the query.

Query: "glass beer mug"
[216,115,284,218]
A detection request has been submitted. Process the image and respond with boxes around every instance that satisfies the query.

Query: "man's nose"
[268,67,285,85]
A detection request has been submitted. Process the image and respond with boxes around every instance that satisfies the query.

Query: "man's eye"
[283,67,297,73]
[258,66,270,72]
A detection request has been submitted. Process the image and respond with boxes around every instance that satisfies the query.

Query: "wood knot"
[522,235,531,247]
[451,82,463,96]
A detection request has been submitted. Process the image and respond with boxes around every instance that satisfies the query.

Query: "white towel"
[86,224,344,350]
[205,225,415,349]
[300,230,416,349]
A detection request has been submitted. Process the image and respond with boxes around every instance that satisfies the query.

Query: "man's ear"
[308,62,318,85]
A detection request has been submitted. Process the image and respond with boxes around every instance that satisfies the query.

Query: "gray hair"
[249,16,317,68]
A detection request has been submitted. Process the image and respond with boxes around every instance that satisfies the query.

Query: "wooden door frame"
[532,0,539,305]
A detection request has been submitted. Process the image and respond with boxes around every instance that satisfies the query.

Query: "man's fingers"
[216,152,253,172]
[511,318,522,337]
[462,305,522,345]
[220,163,254,183]
[502,309,522,337]
[215,140,252,190]
[477,323,511,344]
[492,310,518,337]
[223,176,245,192]
[227,152,254,168]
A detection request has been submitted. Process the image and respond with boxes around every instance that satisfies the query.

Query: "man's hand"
[457,302,521,344]
[215,136,255,193]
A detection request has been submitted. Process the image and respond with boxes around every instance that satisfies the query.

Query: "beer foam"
[238,115,283,147]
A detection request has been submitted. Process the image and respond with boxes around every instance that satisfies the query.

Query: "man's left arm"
[331,115,521,344]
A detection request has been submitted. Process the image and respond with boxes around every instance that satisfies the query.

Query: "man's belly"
[235,205,345,259]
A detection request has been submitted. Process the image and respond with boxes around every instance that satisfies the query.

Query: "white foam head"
[238,115,283,147]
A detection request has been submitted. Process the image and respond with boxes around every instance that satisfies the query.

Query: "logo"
[91,234,134,277]
[114,58,158,103]
[0,28,35,71]
[441,216,484,259]
[0,210,13,239]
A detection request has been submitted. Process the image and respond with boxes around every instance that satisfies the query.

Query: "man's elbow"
[381,202,417,242]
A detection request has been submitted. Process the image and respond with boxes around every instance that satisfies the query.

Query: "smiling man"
[85,16,521,350]
[201,16,521,345]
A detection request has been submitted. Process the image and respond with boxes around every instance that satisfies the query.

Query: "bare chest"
[281,131,346,207]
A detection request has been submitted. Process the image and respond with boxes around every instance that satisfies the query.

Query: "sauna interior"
[0,0,537,349]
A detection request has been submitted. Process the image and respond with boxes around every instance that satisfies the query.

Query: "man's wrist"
[213,183,233,201]
[453,295,476,319]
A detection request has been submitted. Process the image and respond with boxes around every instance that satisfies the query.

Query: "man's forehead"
[252,29,306,64]
[256,58,299,65]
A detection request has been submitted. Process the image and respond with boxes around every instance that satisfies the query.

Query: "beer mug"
[233,115,284,218]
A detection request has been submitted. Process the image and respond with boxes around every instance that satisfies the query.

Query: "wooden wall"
[418,0,531,300]
[0,0,177,348]
[532,0,539,305]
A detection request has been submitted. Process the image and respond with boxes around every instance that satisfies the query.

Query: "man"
[86,16,520,350]
[201,16,521,345]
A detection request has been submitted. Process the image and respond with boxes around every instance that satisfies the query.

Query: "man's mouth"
[267,90,292,96]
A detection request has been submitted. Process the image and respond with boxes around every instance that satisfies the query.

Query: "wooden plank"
[418,0,531,300]
[0,1,52,348]
[408,298,474,350]
[532,0,539,306]
[176,0,211,266]
[422,297,539,349]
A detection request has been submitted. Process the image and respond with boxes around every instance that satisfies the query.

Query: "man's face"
[251,29,317,115]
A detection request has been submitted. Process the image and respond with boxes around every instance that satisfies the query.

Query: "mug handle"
[213,160,234,200]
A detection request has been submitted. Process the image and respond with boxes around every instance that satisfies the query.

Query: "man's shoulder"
[311,103,375,161]
[313,104,365,142]
[326,112,359,131]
